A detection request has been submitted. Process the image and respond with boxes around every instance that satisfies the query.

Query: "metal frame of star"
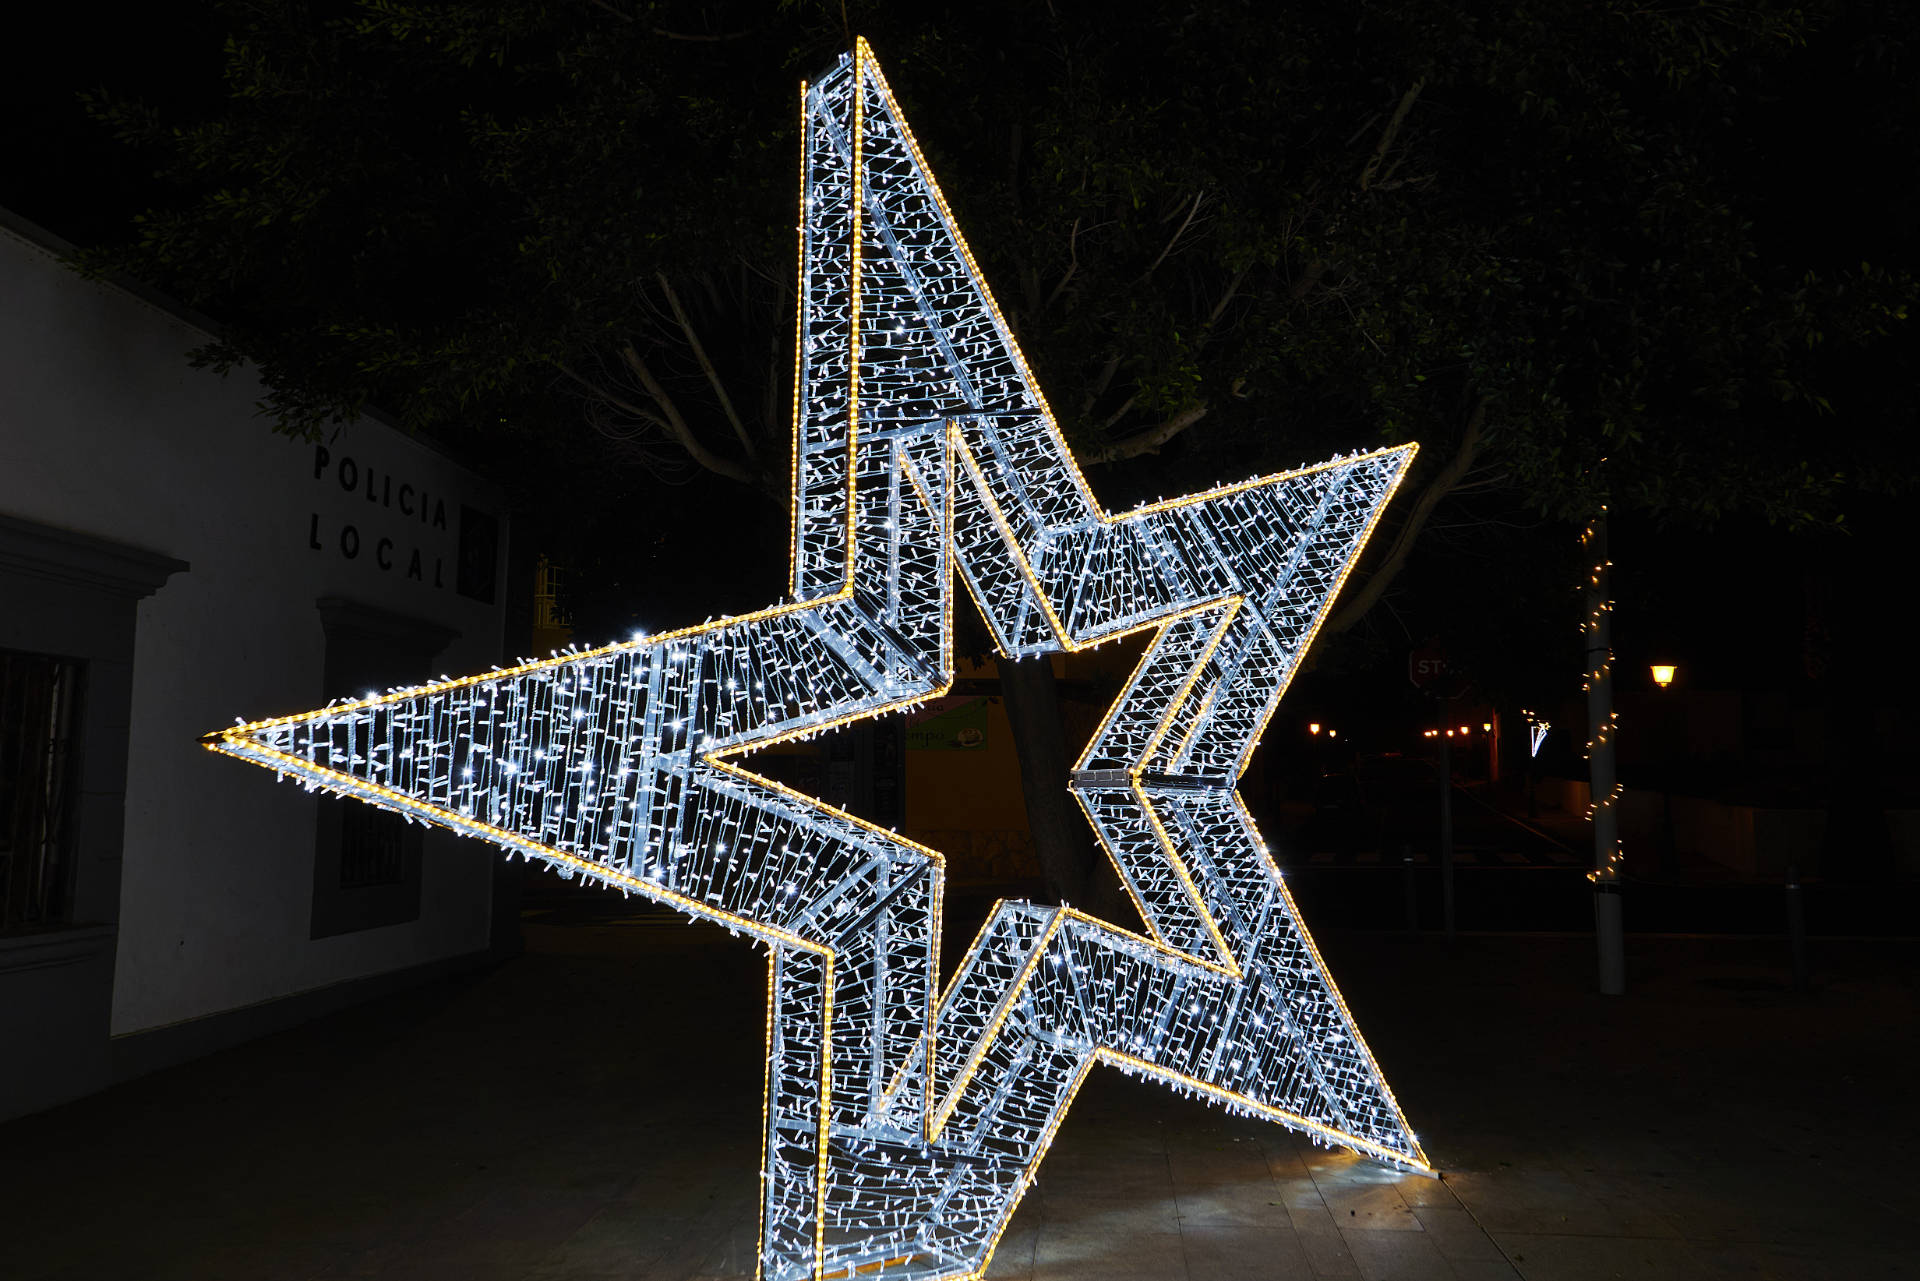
[209,40,1430,1281]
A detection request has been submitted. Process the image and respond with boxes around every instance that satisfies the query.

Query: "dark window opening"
[455,504,499,605]
[0,648,84,933]
[338,803,409,890]
[310,599,455,938]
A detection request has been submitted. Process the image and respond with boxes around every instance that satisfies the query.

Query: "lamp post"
[1652,663,1679,878]
[1437,694,1455,941]
[1521,709,1549,820]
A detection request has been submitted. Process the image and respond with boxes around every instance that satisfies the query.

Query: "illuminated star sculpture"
[209,42,1428,1281]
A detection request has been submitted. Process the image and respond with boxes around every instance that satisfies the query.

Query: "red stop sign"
[1409,648,1448,689]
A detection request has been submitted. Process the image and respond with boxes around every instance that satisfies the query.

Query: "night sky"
[2,5,1912,779]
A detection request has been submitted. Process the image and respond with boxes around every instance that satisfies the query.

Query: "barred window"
[0,648,83,933]
[309,599,453,938]
[337,797,409,890]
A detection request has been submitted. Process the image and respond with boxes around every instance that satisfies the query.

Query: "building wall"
[0,215,506,1112]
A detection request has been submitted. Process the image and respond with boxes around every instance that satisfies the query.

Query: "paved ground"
[1271,777,1585,870]
[1257,780,1913,939]
[4,905,1915,1280]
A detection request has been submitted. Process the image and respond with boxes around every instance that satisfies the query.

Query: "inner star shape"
[208,41,1429,1281]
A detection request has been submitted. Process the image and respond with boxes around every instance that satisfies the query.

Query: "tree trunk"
[995,653,1135,925]
[1319,398,1485,640]
[1583,510,1626,995]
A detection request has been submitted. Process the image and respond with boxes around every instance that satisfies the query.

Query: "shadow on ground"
[3,902,1914,1280]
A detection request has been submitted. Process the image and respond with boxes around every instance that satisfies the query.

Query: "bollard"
[1785,863,1809,992]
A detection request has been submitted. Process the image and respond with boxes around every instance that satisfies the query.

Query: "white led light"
[206,42,1426,1281]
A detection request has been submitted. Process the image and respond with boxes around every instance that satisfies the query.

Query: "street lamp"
[1308,722,1322,735]
[1648,664,1679,875]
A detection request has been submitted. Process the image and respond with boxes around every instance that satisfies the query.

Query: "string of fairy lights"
[1580,509,1623,883]
[1522,710,1551,759]
[209,43,1425,1281]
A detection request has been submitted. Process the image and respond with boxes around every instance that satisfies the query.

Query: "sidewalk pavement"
[3,912,1913,1280]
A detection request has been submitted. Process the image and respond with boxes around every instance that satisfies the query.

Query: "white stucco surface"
[0,222,505,1036]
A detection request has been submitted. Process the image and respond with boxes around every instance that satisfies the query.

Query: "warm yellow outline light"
[205,39,1430,1281]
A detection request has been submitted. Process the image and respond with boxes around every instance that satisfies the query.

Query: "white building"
[0,210,518,1121]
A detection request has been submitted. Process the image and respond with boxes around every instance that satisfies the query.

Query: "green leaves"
[63,0,1917,626]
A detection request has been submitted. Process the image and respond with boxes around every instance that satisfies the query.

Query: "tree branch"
[1088,266,1242,444]
[554,359,703,482]
[651,26,755,41]
[1138,191,1205,282]
[1288,258,1328,303]
[656,272,758,463]
[1320,397,1487,636]
[1207,264,1250,327]
[1042,217,1080,314]
[1096,391,1140,435]
[1081,353,1123,417]
[1359,78,1426,192]
[578,0,756,39]
[616,343,758,487]
[1088,402,1210,463]
[554,360,668,433]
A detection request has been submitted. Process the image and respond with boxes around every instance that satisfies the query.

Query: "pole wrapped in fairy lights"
[208,43,1428,1280]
